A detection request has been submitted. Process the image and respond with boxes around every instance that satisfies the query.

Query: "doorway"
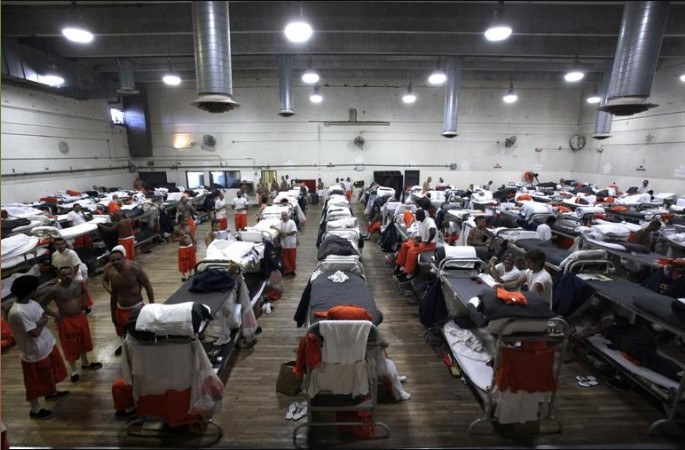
[404,170,421,188]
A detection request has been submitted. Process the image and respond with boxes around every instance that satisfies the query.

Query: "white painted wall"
[1,84,131,203]
[573,60,685,194]
[144,78,582,192]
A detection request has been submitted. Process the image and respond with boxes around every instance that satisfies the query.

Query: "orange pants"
[57,313,93,362]
[345,190,352,201]
[367,221,381,235]
[396,240,436,275]
[21,346,68,401]
[114,305,137,338]
[178,245,197,274]
[234,213,247,231]
[118,236,136,261]
[218,217,228,231]
[281,247,297,274]
[111,378,134,411]
[74,234,92,248]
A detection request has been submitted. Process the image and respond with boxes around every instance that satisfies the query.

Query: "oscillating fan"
[353,135,365,150]
[504,136,517,148]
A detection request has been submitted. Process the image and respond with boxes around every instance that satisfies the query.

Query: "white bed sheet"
[205,240,259,265]
[2,234,39,259]
[442,321,493,391]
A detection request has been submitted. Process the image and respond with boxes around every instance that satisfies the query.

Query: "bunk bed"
[435,247,569,433]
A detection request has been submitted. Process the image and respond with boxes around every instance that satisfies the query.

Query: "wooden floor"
[1,203,682,448]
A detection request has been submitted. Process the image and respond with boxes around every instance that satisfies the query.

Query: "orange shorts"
[235,213,247,230]
[21,346,68,401]
[118,236,136,261]
[178,245,197,274]
[114,305,137,338]
[57,313,93,362]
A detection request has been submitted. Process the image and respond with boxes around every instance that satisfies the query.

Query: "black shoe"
[181,277,187,282]
[71,373,80,383]
[45,390,70,400]
[30,409,54,420]
[115,346,122,357]
[82,362,103,371]
[115,409,137,420]
[84,307,92,316]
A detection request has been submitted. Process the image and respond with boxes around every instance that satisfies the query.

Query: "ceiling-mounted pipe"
[278,55,295,117]
[116,58,139,95]
[593,62,613,140]
[442,56,462,138]
[190,1,239,113]
[599,1,669,116]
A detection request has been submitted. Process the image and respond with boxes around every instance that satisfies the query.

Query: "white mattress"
[8,220,43,234]
[205,240,259,265]
[442,321,493,391]
[247,218,281,240]
[2,234,39,259]
[59,218,109,239]
[586,335,681,391]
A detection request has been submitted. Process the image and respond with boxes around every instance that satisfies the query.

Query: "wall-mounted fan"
[58,141,69,154]
[202,134,217,150]
[504,136,517,148]
[353,135,365,150]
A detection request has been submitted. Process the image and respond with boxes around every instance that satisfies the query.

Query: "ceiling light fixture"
[162,59,181,86]
[586,85,601,104]
[484,1,512,42]
[310,85,323,104]
[302,69,319,84]
[284,21,313,43]
[428,70,447,86]
[502,82,518,103]
[62,27,94,44]
[564,70,585,82]
[402,83,416,104]
[680,74,685,82]
[38,74,65,87]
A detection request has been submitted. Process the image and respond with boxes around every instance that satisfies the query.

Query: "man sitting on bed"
[632,219,661,251]
[486,252,521,290]
[394,209,437,282]
[466,216,491,261]
[496,249,553,307]
[536,215,557,242]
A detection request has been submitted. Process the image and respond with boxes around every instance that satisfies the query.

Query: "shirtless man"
[102,245,154,356]
[98,213,136,261]
[40,267,103,383]
[177,196,198,238]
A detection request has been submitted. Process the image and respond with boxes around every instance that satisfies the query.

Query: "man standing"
[97,213,136,261]
[231,191,249,231]
[637,179,650,194]
[272,211,298,276]
[102,246,154,356]
[51,238,92,314]
[7,276,70,420]
[422,176,432,193]
[214,191,228,231]
[344,177,353,201]
[395,209,437,281]
[176,196,198,239]
[67,204,92,249]
[40,267,103,383]
[280,175,288,191]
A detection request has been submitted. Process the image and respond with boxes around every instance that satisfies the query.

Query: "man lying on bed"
[493,249,553,307]
[573,300,684,382]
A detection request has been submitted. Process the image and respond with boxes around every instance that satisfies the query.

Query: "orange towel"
[496,287,528,306]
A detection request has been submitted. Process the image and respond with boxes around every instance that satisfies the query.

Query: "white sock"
[30,400,41,413]
[400,391,411,401]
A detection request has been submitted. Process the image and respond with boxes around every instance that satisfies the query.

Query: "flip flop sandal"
[577,380,594,387]
[285,402,299,420]
[293,403,308,421]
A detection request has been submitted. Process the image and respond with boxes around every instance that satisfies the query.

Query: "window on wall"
[210,171,227,189]
[110,108,125,125]
[226,171,241,189]
[186,171,205,189]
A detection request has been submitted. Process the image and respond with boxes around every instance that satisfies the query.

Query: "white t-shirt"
[536,223,552,241]
[232,197,248,214]
[494,263,521,284]
[525,268,553,307]
[419,217,437,244]
[214,198,227,220]
[278,219,298,249]
[8,300,56,362]
[52,248,82,271]
[67,210,87,225]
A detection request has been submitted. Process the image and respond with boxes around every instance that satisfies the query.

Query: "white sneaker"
[398,375,407,384]
[400,391,411,401]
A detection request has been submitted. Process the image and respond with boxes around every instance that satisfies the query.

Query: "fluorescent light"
[428,71,447,85]
[680,74,685,82]
[302,70,319,84]
[564,71,585,82]
[37,74,65,87]
[586,95,601,104]
[502,92,518,103]
[402,93,417,104]
[484,25,512,42]
[163,74,181,86]
[310,93,323,104]
[62,27,94,44]
[284,21,313,43]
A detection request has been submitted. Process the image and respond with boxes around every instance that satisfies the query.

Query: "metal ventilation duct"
[599,1,669,116]
[593,63,613,140]
[442,57,462,138]
[278,55,295,117]
[116,59,139,96]
[190,1,239,113]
